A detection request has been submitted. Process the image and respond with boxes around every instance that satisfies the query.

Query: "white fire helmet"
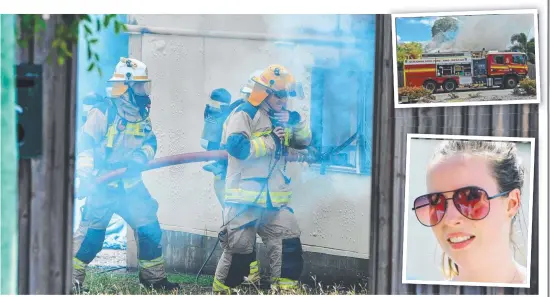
[107,57,152,97]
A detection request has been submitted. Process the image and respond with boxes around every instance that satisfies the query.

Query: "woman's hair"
[429,140,526,280]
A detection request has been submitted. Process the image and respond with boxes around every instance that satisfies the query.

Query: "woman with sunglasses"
[412,140,527,284]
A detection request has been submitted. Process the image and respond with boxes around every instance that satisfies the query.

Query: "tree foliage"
[509,32,536,64]
[17,14,127,76]
[431,17,458,38]
[396,42,424,68]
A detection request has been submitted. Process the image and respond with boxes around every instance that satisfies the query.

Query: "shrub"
[518,77,536,95]
[468,92,482,99]
[398,86,433,100]
[448,92,459,99]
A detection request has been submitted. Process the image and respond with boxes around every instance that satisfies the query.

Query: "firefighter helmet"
[247,65,297,106]
[108,57,152,97]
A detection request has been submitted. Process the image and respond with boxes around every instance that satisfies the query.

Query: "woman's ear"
[507,188,521,218]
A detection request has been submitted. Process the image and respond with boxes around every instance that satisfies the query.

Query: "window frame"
[306,26,376,176]
[493,55,505,64]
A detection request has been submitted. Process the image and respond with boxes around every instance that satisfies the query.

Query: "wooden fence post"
[19,15,77,295]
[368,13,399,295]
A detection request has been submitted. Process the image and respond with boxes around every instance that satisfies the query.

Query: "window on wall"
[308,15,376,176]
[309,67,373,175]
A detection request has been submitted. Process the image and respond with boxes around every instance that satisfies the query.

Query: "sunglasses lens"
[414,193,446,226]
[272,90,296,99]
[276,91,287,99]
[454,187,490,220]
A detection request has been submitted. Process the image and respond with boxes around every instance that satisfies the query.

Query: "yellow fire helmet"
[248,64,297,106]
[108,57,152,97]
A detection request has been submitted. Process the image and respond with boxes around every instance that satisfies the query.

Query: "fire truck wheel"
[423,80,438,92]
[442,80,457,92]
[504,76,518,89]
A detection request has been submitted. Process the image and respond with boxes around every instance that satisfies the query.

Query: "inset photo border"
[402,134,535,288]
[392,9,541,108]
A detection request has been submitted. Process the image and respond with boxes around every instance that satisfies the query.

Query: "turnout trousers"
[213,204,304,293]
[72,181,167,286]
[213,176,261,285]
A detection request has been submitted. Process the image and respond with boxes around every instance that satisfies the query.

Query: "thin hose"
[195,238,220,284]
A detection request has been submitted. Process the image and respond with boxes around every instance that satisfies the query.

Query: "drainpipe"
[0,14,18,295]
[123,24,360,48]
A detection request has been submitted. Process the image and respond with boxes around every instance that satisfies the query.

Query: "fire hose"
[94,129,357,185]
[82,149,310,285]
[84,135,355,284]
[94,150,310,185]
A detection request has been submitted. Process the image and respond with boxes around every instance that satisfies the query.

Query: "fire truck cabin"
[403,51,528,93]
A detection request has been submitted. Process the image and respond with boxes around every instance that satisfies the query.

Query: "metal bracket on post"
[16,64,43,159]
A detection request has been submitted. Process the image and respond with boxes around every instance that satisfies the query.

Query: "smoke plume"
[425,14,535,53]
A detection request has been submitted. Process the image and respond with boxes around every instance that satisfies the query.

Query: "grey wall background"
[403,137,533,282]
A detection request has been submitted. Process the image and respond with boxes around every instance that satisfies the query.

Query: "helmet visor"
[240,86,252,95]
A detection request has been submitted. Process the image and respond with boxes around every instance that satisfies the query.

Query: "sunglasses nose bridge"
[441,197,464,224]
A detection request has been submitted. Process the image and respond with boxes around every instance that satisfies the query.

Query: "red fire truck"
[403,51,529,92]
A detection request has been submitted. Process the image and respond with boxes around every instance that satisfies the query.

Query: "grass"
[76,268,368,295]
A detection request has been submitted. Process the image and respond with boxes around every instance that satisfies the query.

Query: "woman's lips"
[446,232,475,250]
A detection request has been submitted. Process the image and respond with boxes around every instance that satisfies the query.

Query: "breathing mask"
[128,81,152,118]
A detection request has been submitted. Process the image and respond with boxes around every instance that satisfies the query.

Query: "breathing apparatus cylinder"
[200,88,239,180]
[200,88,233,151]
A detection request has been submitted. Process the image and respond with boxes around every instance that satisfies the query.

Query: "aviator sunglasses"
[412,186,511,227]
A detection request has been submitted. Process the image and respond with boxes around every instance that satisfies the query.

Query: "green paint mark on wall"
[0,14,18,295]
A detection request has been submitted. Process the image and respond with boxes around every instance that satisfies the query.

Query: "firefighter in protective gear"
[210,70,265,288]
[212,65,311,294]
[73,57,179,292]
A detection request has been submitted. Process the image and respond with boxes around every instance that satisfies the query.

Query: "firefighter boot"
[271,277,300,293]
[212,277,235,295]
[140,277,180,292]
[241,260,261,286]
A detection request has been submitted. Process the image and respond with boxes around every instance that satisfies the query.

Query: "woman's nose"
[443,199,464,225]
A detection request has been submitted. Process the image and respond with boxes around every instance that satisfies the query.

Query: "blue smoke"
[306,15,375,175]
[76,14,129,101]
[74,14,129,251]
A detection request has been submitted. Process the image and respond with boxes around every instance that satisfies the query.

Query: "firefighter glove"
[126,150,149,176]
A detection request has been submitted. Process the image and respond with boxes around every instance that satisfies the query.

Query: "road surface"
[428,88,537,103]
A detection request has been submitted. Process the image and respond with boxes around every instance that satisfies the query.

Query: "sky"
[395,17,438,43]
[395,14,536,52]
